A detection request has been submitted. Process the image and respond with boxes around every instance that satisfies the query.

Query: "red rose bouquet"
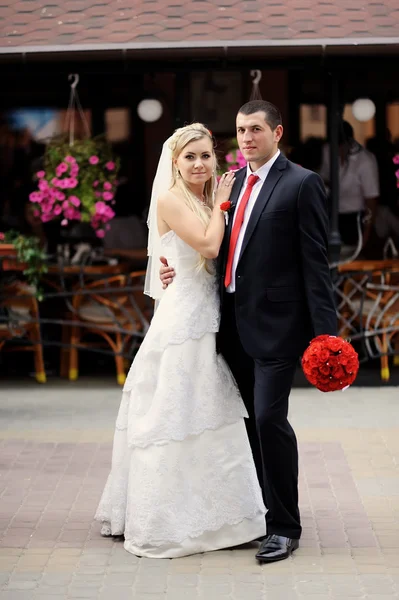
[302,335,359,392]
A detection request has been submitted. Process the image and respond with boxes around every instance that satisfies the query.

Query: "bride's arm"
[158,172,235,259]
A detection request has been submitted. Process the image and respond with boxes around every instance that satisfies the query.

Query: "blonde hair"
[168,123,216,271]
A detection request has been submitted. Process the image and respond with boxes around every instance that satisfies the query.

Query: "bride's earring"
[176,170,181,179]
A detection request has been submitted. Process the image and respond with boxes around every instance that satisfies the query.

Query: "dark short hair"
[341,120,354,142]
[237,100,282,130]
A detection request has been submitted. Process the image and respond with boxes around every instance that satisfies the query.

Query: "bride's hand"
[215,171,236,206]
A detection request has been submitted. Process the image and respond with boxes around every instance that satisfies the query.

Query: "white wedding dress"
[95,230,266,558]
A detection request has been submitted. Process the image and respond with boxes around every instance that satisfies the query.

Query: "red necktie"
[224,174,259,288]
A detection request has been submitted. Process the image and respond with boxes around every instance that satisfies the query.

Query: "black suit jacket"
[218,153,337,359]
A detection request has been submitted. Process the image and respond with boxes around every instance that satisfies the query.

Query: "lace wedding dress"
[95,230,266,558]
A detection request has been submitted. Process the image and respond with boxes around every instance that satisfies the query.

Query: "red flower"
[319,348,330,362]
[328,355,340,368]
[301,335,359,392]
[326,337,342,352]
[332,365,345,380]
[319,363,330,376]
[220,201,232,212]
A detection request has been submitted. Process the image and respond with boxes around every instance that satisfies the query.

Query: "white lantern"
[352,98,376,123]
[137,99,163,123]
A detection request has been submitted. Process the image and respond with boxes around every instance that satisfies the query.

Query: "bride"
[95,123,266,558]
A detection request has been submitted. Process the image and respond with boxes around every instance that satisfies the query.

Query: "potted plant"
[0,231,48,300]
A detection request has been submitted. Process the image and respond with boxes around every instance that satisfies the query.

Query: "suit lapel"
[238,155,286,263]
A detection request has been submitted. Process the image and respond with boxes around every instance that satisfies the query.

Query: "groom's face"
[236,111,283,168]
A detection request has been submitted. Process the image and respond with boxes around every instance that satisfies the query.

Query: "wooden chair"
[61,270,151,385]
[337,262,399,381]
[362,272,399,381]
[0,281,46,383]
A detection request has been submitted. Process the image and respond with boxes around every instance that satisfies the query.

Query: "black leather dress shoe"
[255,534,299,563]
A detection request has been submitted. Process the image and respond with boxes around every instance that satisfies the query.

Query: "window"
[105,109,130,142]
[300,105,327,141]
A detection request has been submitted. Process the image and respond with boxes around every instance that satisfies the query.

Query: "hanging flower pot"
[28,75,120,238]
[29,137,119,238]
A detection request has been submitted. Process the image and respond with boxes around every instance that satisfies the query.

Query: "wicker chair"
[61,270,151,385]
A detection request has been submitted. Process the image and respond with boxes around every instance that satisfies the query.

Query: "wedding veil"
[143,138,173,302]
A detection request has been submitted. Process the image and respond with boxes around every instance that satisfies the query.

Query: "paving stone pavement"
[1,378,399,599]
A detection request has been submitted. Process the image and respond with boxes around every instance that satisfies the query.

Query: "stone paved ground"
[1,379,399,599]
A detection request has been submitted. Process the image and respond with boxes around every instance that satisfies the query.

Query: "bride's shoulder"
[158,189,184,212]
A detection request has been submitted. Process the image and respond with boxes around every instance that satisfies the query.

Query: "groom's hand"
[159,256,175,289]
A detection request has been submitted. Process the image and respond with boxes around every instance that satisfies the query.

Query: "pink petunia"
[41,213,54,223]
[103,191,114,201]
[69,195,81,207]
[63,207,76,220]
[95,229,105,238]
[56,162,68,177]
[105,161,115,171]
[0,232,4,241]
[93,180,99,188]
[395,169,399,179]
[237,151,247,168]
[70,165,79,177]
[41,202,52,213]
[225,153,234,163]
[53,205,62,216]
[55,191,66,201]
[95,201,107,215]
[393,155,399,165]
[94,201,115,223]
[103,182,112,190]
[38,180,49,192]
[66,177,78,189]
[29,191,39,202]
[64,155,76,164]
[36,170,46,179]
[89,156,99,165]
[228,165,238,171]
[51,177,59,186]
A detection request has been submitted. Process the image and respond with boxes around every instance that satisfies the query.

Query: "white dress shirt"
[319,144,379,214]
[227,150,280,293]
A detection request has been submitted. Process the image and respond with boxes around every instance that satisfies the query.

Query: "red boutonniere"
[220,201,232,224]
[220,201,232,212]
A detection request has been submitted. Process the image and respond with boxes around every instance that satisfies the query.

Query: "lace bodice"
[135,231,220,353]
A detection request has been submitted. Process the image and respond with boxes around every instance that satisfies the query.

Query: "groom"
[160,100,337,562]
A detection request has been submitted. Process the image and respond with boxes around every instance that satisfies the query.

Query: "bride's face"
[175,138,215,186]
